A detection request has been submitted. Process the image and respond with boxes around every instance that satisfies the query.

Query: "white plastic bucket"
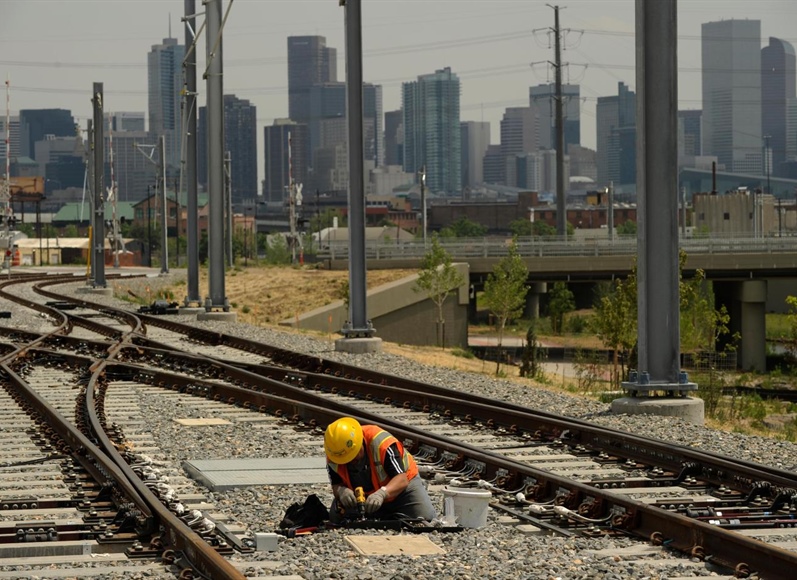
[442,486,492,528]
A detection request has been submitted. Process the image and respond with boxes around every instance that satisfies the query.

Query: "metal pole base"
[340,320,376,339]
[621,370,698,397]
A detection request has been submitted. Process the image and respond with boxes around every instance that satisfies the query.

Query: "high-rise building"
[0,115,21,161]
[402,67,461,194]
[105,129,153,201]
[147,36,185,174]
[702,19,761,173]
[500,107,536,187]
[460,121,491,188]
[198,95,259,203]
[596,82,636,187]
[787,98,797,163]
[678,110,702,158]
[500,107,536,157]
[306,82,382,168]
[762,37,796,177]
[568,145,597,182]
[287,36,337,124]
[101,111,151,201]
[384,110,403,167]
[18,109,75,159]
[482,144,505,184]
[108,112,146,133]
[529,84,581,151]
[263,120,308,203]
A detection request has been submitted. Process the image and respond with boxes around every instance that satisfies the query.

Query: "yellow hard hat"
[324,417,363,464]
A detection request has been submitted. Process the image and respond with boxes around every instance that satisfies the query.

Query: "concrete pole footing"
[611,396,705,425]
[335,337,383,354]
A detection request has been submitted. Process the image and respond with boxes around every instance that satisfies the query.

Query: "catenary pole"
[184,0,201,305]
[159,135,169,274]
[205,0,229,310]
[340,0,374,338]
[92,83,106,288]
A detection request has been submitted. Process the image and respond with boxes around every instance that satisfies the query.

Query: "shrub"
[451,347,475,359]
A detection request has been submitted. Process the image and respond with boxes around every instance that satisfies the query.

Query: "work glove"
[337,487,357,510]
[365,488,388,514]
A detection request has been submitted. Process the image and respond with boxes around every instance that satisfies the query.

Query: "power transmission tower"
[547,4,567,238]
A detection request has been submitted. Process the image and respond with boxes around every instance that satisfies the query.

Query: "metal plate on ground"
[174,418,232,426]
[345,535,445,556]
[182,457,328,491]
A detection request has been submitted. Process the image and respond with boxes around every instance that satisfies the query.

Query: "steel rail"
[0,275,246,579]
[93,355,797,578]
[25,276,797,577]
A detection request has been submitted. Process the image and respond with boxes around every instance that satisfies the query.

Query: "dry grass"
[140,265,416,325]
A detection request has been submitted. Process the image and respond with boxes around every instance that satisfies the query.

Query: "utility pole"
[607,181,614,241]
[159,135,169,274]
[224,151,232,265]
[2,76,11,273]
[764,134,772,195]
[547,4,567,238]
[107,118,121,268]
[287,133,297,264]
[147,185,153,267]
[91,82,106,288]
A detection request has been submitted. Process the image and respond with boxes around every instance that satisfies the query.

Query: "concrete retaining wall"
[279,263,470,348]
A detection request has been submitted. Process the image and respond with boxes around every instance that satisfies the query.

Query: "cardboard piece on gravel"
[174,418,232,426]
[345,535,444,556]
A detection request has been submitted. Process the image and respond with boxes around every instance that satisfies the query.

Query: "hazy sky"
[2,0,796,166]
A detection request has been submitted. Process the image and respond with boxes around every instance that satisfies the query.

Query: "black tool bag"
[279,494,330,529]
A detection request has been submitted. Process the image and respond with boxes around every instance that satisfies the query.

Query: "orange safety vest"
[328,425,419,499]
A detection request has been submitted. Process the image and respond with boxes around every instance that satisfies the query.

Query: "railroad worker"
[324,416,437,523]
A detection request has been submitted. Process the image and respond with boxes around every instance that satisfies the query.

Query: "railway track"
[0,272,793,578]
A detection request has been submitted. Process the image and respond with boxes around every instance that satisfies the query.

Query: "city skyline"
[2,1,795,151]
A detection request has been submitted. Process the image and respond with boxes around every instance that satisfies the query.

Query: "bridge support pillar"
[524,282,547,319]
[468,284,478,324]
[734,280,767,373]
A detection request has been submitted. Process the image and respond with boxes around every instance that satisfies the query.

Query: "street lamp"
[763,135,772,195]
[147,184,153,267]
[419,165,427,246]
[778,197,784,237]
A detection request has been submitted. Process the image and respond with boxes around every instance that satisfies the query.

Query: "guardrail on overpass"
[318,233,797,260]
[317,233,797,277]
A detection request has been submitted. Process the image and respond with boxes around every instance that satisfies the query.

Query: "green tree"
[445,216,488,237]
[591,270,638,387]
[679,250,734,353]
[265,234,291,265]
[17,223,35,237]
[414,233,465,348]
[519,319,546,380]
[509,219,559,237]
[63,224,80,238]
[616,220,637,235]
[509,219,534,237]
[482,238,529,374]
[786,296,797,360]
[310,208,347,233]
[547,281,575,335]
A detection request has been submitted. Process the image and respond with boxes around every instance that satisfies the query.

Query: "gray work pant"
[329,476,437,523]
